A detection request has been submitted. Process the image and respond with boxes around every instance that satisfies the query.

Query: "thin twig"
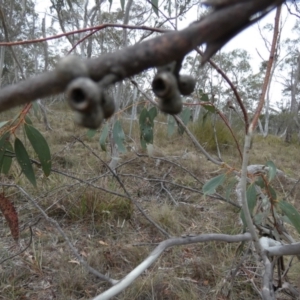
[0,184,117,285]
[74,137,171,238]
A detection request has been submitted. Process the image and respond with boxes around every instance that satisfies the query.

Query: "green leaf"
[279,200,300,234]
[0,132,11,168]
[0,121,8,129]
[120,0,125,10]
[202,103,216,113]
[167,116,175,137]
[32,101,40,120]
[240,184,257,226]
[266,160,276,182]
[199,90,209,102]
[203,174,226,195]
[268,185,277,201]
[181,108,191,125]
[108,0,113,10]
[24,124,51,177]
[113,120,126,153]
[148,107,157,122]
[225,177,238,202]
[151,0,159,16]
[100,123,109,151]
[1,141,13,175]
[14,138,36,187]
[87,129,97,138]
[178,108,191,135]
[246,184,257,215]
[255,176,265,188]
[139,108,155,149]
[25,115,32,125]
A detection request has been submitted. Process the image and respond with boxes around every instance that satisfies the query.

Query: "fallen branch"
[94,232,252,300]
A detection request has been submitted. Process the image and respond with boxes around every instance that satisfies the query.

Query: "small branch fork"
[0,0,285,113]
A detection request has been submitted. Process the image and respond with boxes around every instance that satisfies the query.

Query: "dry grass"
[0,105,299,299]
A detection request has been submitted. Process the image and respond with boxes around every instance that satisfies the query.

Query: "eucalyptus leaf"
[14,138,36,187]
[151,0,159,16]
[1,141,13,175]
[24,124,51,176]
[167,116,175,137]
[266,160,276,182]
[279,200,300,234]
[113,120,126,153]
[100,123,109,151]
[203,174,226,196]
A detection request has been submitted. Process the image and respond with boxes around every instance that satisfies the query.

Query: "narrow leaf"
[14,138,36,187]
[0,194,19,241]
[255,176,265,188]
[203,174,226,195]
[120,0,125,10]
[0,121,8,129]
[108,0,113,10]
[25,115,33,125]
[32,101,40,120]
[113,120,126,153]
[0,132,10,165]
[100,123,109,151]
[279,200,300,234]
[1,141,13,175]
[167,116,175,137]
[148,107,158,122]
[151,0,159,16]
[24,124,51,176]
[199,90,210,102]
[266,160,276,182]
[240,184,257,226]
[181,107,191,125]
[268,185,277,201]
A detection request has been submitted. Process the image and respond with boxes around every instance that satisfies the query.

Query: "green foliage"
[0,140,13,175]
[278,200,300,235]
[151,0,159,16]
[120,0,125,10]
[113,120,126,152]
[266,160,276,182]
[167,116,176,137]
[100,123,109,151]
[24,124,51,177]
[203,174,226,195]
[178,107,191,135]
[139,107,157,149]
[240,184,257,226]
[14,138,36,187]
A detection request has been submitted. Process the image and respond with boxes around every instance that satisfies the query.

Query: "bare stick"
[0,183,118,285]
[94,232,252,300]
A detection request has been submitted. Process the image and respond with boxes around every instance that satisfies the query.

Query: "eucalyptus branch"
[94,232,252,300]
[0,0,284,113]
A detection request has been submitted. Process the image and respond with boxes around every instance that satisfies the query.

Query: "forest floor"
[0,102,300,300]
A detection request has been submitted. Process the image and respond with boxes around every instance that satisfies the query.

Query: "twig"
[0,226,33,264]
[0,184,117,285]
[74,137,171,238]
[93,232,252,300]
